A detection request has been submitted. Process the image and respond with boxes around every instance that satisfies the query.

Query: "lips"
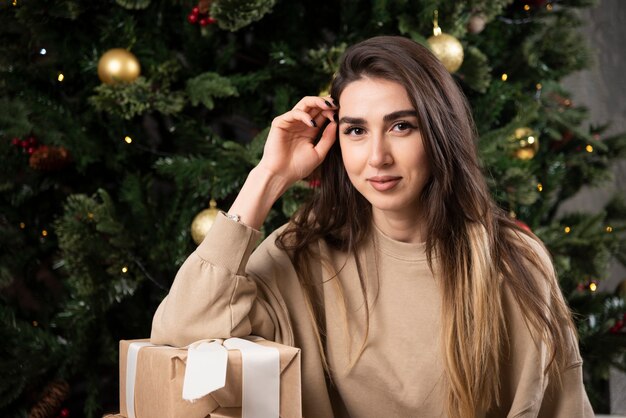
[367,176,402,191]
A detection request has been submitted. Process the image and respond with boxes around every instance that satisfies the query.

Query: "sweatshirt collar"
[371,222,428,262]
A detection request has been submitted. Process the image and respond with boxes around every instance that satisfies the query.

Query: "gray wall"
[561,0,626,293]
[560,1,626,413]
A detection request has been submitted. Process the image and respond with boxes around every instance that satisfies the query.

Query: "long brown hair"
[277,36,575,417]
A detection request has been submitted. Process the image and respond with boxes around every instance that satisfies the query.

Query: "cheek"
[339,141,358,174]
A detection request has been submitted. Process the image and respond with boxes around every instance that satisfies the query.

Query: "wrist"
[227,166,290,230]
[249,165,291,199]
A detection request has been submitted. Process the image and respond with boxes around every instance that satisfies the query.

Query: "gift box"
[119,337,302,418]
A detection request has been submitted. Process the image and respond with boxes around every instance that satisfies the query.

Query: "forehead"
[339,77,413,115]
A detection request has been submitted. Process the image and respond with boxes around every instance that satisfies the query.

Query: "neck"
[372,209,425,243]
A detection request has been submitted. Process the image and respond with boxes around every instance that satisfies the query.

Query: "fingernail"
[310,119,317,127]
[333,113,338,123]
[324,100,332,107]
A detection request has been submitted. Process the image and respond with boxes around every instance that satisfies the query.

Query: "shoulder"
[506,226,553,268]
[501,227,556,290]
[499,227,557,331]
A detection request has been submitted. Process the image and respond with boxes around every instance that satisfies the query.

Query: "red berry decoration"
[187,2,217,26]
[11,137,20,146]
[59,407,70,418]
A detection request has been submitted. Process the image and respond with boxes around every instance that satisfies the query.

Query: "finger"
[273,108,318,129]
[292,96,338,113]
[314,120,337,160]
[312,109,334,127]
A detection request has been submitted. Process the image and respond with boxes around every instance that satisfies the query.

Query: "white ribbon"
[224,338,280,418]
[182,340,228,400]
[183,337,280,418]
[126,342,157,418]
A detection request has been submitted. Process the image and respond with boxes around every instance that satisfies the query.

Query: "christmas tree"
[1,0,625,416]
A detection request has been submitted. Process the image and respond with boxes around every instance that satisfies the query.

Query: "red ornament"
[59,407,70,418]
[550,130,574,152]
[27,147,36,155]
[187,13,198,24]
[199,17,209,26]
[514,219,532,233]
[207,16,217,24]
[192,6,200,15]
[29,145,72,171]
[308,179,321,188]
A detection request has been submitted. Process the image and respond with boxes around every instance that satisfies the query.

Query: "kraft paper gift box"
[119,337,302,418]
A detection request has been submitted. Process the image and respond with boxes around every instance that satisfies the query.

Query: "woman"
[151,36,593,417]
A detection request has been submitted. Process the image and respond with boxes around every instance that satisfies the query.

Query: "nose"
[368,135,393,168]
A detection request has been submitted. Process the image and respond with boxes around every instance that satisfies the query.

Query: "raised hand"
[258,96,338,186]
[226,96,338,230]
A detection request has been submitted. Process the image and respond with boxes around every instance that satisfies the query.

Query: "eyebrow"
[338,109,418,125]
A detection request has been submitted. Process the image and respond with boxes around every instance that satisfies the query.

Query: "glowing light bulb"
[501,73,508,81]
[40,48,47,55]
[122,266,129,273]
[585,145,593,153]
[57,73,64,82]
[589,282,597,292]
[124,136,133,144]
[537,183,543,192]
[564,226,571,234]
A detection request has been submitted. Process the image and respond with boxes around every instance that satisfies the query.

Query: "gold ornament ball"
[97,48,141,85]
[427,33,464,73]
[191,200,220,245]
[510,127,540,160]
[467,14,487,34]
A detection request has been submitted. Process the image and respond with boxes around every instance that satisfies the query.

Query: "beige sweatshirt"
[151,212,594,417]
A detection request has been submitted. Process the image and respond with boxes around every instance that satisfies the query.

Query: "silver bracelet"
[221,211,241,223]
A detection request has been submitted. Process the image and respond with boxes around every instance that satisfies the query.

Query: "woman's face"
[337,77,430,220]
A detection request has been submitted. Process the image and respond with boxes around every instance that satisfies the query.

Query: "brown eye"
[344,127,365,136]
[393,122,415,132]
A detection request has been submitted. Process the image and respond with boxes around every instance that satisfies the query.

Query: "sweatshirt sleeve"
[500,316,594,418]
[150,212,288,347]
[537,359,594,417]
[495,234,594,418]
